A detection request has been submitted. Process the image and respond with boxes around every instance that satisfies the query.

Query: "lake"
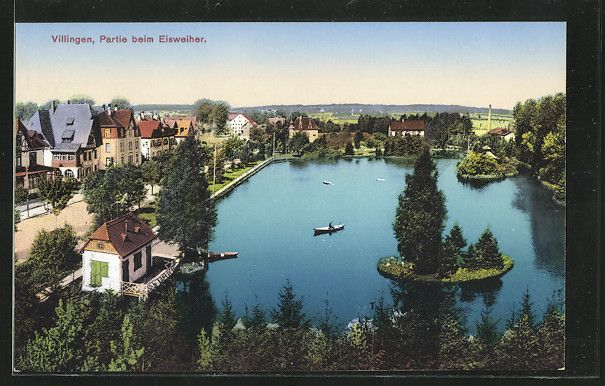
[207,158,565,332]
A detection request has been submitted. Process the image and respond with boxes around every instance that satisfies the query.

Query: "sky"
[15,22,566,109]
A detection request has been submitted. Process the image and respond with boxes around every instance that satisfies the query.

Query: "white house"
[226,113,257,140]
[488,127,515,142]
[81,213,159,296]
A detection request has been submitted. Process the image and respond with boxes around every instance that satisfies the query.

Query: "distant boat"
[377,178,386,182]
[323,180,333,185]
[313,224,345,235]
[207,251,239,262]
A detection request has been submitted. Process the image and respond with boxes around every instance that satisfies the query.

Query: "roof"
[112,110,133,128]
[268,116,286,126]
[97,110,125,128]
[138,119,163,138]
[289,116,319,131]
[488,127,513,136]
[26,103,95,151]
[389,119,427,131]
[16,119,50,149]
[87,213,157,258]
[227,112,257,126]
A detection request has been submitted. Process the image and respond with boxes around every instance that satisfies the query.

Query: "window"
[163,138,168,145]
[128,154,133,164]
[134,252,142,271]
[120,142,124,152]
[29,152,37,166]
[94,150,97,159]
[129,142,133,150]
[96,241,104,249]
[65,169,74,178]
[106,157,112,167]
[105,143,110,152]
[105,128,111,138]
[121,155,124,164]
[90,260,109,287]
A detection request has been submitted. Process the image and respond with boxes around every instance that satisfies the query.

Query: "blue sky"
[15,22,565,109]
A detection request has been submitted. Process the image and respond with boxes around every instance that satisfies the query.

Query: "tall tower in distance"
[487,104,492,132]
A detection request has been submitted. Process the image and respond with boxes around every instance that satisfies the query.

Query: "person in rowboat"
[329,222,333,230]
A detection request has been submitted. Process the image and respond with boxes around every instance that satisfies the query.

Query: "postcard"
[13,21,569,374]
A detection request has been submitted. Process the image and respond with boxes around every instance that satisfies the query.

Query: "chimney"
[52,100,56,112]
[487,104,492,132]
[107,103,112,114]
[114,106,118,112]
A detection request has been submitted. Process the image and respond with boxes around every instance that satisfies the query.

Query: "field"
[470,112,513,136]
[308,111,429,126]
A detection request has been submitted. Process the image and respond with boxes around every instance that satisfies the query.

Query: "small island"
[457,147,518,181]
[382,149,514,283]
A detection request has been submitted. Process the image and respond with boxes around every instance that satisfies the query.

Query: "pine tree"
[445,224,467,252]
[537,303,565,369]
[440,226,465,276]
[520,288,536,329]
[271,280,309,328]
[345,141,355,155]
[318,298,338,338]
[475,229,503,269]
[217,293,236,330]
[197,329,214,371]
[108,314,145,371]
[393,149,447,274]
[475,306,500,346]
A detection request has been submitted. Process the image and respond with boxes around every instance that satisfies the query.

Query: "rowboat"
[323,180,332,185]
[313,224,345,234]
[377,178,386,181]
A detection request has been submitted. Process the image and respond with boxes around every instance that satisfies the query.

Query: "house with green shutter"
[81,213,178,298]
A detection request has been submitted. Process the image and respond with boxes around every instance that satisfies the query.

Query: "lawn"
[470,113,513,136]
[210,160,263,193]
[137,200,158,228]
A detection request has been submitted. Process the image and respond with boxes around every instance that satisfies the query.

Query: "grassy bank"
[210,160,262,193]
[457,171,518,181]
[377,255,513,283]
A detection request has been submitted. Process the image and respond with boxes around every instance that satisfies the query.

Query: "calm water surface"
[207,158,565,331]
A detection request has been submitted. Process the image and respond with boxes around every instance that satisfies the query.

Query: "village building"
[226,112,257,140]
[288,116,320,142]
[164,117,195,144]
[80,213,178,298]
[97,105,142,169]
[387,118,426,137]
[138,119,176,159]
[487,127,515,142]
[267,116,286,127]
[26,102,101,179]
[15,119,57,192]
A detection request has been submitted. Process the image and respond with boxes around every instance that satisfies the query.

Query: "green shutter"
[90,260,109,287]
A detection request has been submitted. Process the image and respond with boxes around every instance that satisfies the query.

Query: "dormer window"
[61,129,75,143]
[66,117,74,126]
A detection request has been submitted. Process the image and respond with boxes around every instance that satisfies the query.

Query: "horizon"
[15,22,565,109]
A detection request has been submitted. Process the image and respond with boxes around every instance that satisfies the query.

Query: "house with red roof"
[487,127,515,142]
[138,119,176,159]
[97,104,142,170]
[387,118,426,137]
[226,112,257,140]
[81,213,178,298]
[288,116,320,142]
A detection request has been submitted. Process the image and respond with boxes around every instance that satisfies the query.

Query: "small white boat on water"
[313,224,345,234]
[377,178,386,182]
[323,180,333,185]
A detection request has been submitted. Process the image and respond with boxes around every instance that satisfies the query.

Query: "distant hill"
[132,103,512,116]
[236,104,512,115]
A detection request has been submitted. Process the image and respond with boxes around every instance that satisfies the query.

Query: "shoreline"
[377,255,514,284]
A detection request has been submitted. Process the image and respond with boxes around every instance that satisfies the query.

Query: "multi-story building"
[26,102,101,179]
[288,116,320,143]
[387,118,426,137]
[226,113,257,140]
[97,105,142,169]
[15,118,56,191]
[138,119,176,159]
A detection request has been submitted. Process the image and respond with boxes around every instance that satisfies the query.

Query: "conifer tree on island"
[157,139,217,260]
[393,149,446,274]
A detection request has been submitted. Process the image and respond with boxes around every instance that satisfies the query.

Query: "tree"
[37,176,79,216]
[271,280,309,328]
[318,298,338,339]
[140,159,162,195]
[475,306,500,346]
[217,293,237,330]
[14,209,21,232]
[68,94,95,106]
[393,150,447,274]
[18,298,90,372]
[109,97,131,110]
[29,225,78,293]
[82,165,146,226]
[108,315,145,371]
[474,229,503,269]
[344,141,355,155]
[440,224,467,275]
[197,329,214,370]
[14,262,39,354]
[354,131,363,149]
[243,304,266,329]
[15,101,38,120]
[221,135,244,162]
[157,139,216,259]
[210,101,230,135]
[289,132,309,156]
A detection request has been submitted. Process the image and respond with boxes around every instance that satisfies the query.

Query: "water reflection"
[511,175,565,277]
[458,277,503,308]
[458,178,494,191]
